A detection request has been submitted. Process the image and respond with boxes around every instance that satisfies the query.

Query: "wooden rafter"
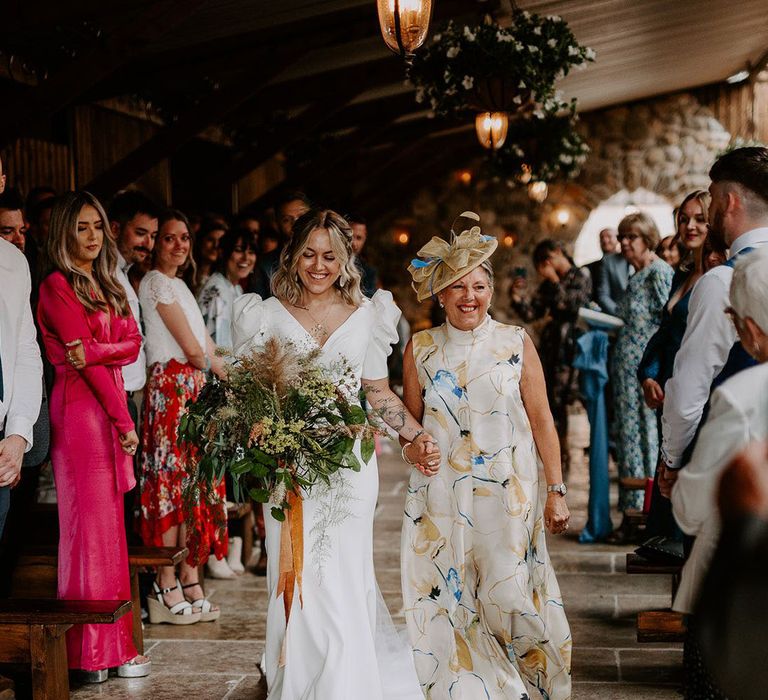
[84,49,309,198]
[0,0,210,148]
[229,83,365,183]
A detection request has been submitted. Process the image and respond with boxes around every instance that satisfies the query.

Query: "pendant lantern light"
[377,0,433,60]
[474,112,509,150]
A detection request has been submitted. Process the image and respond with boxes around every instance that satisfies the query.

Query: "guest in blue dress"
[611,213,673,534]
[637,191,727,538]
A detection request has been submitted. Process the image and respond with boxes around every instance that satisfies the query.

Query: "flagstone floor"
[69,411,681,700]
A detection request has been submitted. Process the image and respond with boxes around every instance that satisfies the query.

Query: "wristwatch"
[547,483,567,496]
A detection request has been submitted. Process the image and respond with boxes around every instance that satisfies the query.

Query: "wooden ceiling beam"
[84,48,308,199]
[361,140,478,221]
[0,0,209,148]
[229,83,366,183]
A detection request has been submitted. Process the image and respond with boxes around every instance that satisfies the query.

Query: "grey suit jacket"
[596,253,630,316]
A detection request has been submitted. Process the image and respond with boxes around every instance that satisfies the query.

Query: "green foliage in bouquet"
[179,338,377,522]
[407,10,595,118]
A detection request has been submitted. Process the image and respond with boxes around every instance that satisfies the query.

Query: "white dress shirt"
[0,239,43,449]
[115,251,147,392]
[671,361,768,613]
[661,227,768,468]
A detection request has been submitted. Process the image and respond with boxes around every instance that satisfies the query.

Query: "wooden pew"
[627,553,685,643]
[0,599,131,700]
[10,545,188,655]
[626,552,682,597]
[637,609,686,643]
[127,546,187,653]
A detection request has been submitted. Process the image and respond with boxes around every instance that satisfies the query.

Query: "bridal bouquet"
[179,337,377,522]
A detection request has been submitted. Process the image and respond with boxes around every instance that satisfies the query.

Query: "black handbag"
[635,535,685,566]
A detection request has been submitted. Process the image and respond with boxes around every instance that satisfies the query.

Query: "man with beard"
[658,147,768,496]
[107,190,160,407]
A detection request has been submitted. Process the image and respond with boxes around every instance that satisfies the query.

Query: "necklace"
[292,302,334,341]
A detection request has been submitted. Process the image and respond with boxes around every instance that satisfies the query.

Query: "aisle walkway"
[72,414,681,699]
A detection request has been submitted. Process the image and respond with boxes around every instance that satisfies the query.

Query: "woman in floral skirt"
[138,209,228,624]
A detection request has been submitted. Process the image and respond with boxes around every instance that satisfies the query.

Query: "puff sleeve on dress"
[362,290,402,380]
[232,294,269,356]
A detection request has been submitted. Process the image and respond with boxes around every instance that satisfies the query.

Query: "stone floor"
[69,412,681,699]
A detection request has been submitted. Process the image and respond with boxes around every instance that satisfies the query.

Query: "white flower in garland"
[462,75,474,90]
[463,26,476,41]
[528,44,539,53]
[518,80,526,89]
[533,26,542,35]
[547,38,557,48]
[585,47,597,61]
[446,45,460,58]
[568,45,580,57]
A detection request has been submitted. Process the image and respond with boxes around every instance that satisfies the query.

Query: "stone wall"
[368,91,734,326]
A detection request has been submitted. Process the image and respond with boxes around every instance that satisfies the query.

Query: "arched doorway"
[573,188,675,265]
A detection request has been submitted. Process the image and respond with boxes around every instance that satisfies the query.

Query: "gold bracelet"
[401,442,416,465]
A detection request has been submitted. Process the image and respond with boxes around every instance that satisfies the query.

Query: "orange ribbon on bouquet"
[276,488,304,667]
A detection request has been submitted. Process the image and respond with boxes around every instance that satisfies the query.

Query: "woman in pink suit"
[37,191,151,683]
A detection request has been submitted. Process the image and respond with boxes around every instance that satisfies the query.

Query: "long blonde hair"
[271,208,363,307]
[47,191,130,316]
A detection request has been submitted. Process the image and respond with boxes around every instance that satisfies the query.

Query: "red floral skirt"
[139,360,227,565]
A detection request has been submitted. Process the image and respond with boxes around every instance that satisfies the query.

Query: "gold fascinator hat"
[408,211,498,302]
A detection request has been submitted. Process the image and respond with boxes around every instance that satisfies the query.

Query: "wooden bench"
[626,552,682,597]
[637,609,686,643]
[10,545,188,655]
[0,599,131,700]
[127,546,188,653]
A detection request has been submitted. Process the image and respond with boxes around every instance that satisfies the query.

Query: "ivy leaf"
[271,507,286,522]
[361,437,375,464]
[249,487,271,503]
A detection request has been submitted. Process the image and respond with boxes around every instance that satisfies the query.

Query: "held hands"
[406,432,441,477]
[65,339,86,370]
[642,378,665,410]
[119,430,140,456]
[544,493,570,535]
[0,435,27,488]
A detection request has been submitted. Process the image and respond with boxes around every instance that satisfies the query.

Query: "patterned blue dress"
[612,258,673,513]
[402,317,571,700]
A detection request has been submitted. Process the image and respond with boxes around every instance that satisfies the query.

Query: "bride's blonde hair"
[271,208,364,307]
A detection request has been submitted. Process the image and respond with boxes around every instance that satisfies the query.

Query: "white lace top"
[139,270,208,366]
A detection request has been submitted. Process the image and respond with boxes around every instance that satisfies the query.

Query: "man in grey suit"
[585,228,631,315]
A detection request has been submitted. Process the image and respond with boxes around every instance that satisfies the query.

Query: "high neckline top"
[445,314,492,345]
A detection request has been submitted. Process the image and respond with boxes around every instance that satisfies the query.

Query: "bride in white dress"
[232,209,439,700]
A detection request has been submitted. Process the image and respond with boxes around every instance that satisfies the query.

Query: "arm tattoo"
[362,382,409,433]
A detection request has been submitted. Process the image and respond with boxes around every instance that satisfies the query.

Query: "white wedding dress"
[232,290,424,700]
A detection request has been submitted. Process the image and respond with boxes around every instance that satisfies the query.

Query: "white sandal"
[181,582,221,622]
[147,580,202,625]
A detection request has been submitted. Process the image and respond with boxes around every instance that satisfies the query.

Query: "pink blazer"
[38,271,142,493]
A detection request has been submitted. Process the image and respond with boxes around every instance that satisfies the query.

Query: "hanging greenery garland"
[407,10,594,119]
[490,108,591,183]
